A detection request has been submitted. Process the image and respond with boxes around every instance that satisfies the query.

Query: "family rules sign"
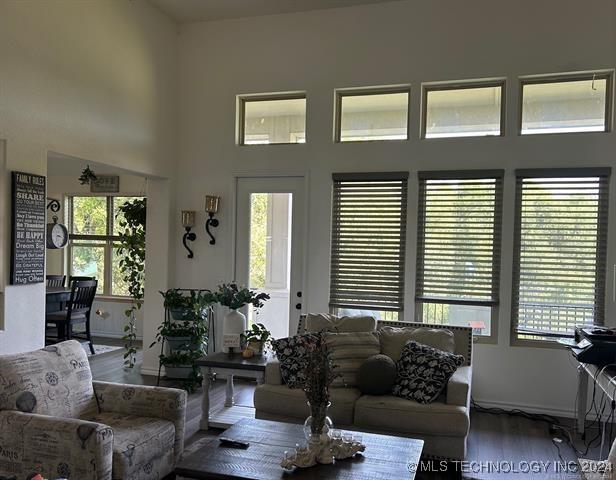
[11,172,46,285]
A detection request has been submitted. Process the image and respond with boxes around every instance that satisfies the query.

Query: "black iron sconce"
[181,210,197,258]
[205,195,220,245]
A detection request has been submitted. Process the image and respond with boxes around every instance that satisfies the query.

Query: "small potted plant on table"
[243,322,273,355]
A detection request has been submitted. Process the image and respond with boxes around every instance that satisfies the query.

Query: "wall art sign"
[90,174,120,193]
[11,171,46,285]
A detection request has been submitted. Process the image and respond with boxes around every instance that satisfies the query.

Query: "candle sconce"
[181,210,197,258]
[205,195,220,245]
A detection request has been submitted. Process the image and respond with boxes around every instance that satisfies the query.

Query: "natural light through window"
[338,90,409,142]
[241,96,306,145]
[521,76,609,135]
[424,84,503,138]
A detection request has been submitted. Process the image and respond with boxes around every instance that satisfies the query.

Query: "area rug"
[85,344,123,357]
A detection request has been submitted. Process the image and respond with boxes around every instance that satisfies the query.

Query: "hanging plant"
[116,197,147,368]
[78,165,98,185]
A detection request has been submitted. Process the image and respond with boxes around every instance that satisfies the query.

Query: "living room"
[1,0,616,479]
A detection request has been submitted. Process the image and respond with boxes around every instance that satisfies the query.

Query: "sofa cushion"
[324,332,380,388]
[357,354,397,395]
[393,341,464,404]
[253,384,360,425]
[354,395,469,436]
[271,332,323,389]
[86,411,175,479]
[379,326,455,361]
[0,340,98,418]
[305,313,376,333]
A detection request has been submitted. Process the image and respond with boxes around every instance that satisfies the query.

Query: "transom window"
[512,169,610,341]
[520,73,612,135]
[422,81,505,138]
[68,196,144,296]
[238,93,306,145]
[415,171,504,337]
[335,87,410,142]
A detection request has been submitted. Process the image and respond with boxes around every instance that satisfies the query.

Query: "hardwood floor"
[89,342,599,479]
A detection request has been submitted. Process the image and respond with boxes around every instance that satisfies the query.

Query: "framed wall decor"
[90,174,120,193]
[11,171,46,285]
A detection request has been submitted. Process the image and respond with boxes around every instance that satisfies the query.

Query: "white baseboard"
[140,366,160,377]
[472,397,575,419]
[92,331,143,341]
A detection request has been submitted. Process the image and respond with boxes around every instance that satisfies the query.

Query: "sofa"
[254,317,473,460]
[0,340,186,480]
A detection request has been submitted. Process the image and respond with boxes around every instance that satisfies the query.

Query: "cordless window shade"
[512,168,610,338]
[329,172,409,312]
[416,171,504,306]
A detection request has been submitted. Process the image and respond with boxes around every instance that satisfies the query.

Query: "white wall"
[0,0,177,354]
[176,0,616,416]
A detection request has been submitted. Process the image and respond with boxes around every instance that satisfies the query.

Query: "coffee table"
[175,418,423,479]
[196,352,270,429]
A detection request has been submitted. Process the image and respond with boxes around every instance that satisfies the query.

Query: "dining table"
[45,286,71,313]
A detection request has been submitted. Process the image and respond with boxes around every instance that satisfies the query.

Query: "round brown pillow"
[357,354,397,395]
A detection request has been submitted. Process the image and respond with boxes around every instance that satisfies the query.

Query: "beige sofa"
[0,340,187,480]
[254,318,473,460]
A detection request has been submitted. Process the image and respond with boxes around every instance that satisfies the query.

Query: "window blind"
[329,172,409,313]
[512,168,610,338]
[415,170,504,306]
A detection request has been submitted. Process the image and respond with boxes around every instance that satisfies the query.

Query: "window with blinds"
[415,171,504,336]
[329,172,408,318]
[512,168,610,340]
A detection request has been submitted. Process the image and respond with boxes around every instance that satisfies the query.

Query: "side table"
[196,352,270,429]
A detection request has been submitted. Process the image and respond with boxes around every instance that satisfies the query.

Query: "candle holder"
[181,210,197,258]
[205,195,220,245]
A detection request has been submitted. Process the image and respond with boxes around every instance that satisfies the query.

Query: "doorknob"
[295,303,302,310]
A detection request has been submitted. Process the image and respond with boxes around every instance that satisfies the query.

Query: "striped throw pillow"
[325,332,380,388]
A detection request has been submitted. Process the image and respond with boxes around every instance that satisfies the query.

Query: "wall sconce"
[205,195,220,245]
[181,210,197,258]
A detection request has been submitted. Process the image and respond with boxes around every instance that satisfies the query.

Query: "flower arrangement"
[302,334,338,436]
[214,282,270,310]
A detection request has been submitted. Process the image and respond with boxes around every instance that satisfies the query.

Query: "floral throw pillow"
[271,332,323,389]
[393,340,464,404]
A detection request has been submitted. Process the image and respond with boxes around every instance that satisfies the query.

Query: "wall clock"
[46,216,69,249]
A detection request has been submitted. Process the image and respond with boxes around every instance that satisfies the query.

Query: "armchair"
[0,340,186,480]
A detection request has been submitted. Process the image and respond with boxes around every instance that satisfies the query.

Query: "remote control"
[219,437,250,449]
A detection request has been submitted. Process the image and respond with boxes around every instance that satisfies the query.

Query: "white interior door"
[235,176,306,338]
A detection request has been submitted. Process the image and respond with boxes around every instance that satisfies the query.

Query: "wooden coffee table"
[175,418,423,479]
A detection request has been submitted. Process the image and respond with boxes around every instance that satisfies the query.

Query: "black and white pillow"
[392,340,464,404]
[271,332,322,389]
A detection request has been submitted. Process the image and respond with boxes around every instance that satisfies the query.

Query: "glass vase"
[303,401,333,441]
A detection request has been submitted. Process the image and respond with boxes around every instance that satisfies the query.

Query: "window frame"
[328,171,409,319]
[510,167,611,348]
[414,169,504,342]
[518,71,614,136]
[334,85,411,143]
[421,79,506,139]
[67,195,141,299]
[237,92,307,146]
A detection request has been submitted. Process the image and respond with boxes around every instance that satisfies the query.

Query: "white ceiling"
[147,0,398,23]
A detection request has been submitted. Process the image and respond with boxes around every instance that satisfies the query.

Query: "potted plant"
[159,351,201,381]
[160,289,213,321]
[243,323,273,355]
[214,283,270,352]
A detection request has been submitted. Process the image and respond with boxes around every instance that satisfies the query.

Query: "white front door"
[235,176,306,338]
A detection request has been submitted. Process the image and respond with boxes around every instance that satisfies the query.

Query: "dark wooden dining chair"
[46,279,98,355]
[68,275,95,287]
[46,274,66,288]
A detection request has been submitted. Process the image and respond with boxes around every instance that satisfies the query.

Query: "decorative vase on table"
[303,400,333,443]
[223,309,247,353]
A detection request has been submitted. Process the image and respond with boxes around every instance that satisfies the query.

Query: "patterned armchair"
[0,340,186,480]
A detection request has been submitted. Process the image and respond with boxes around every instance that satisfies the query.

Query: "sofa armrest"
[265,359,283,385]
[0,410,113,480]
[446,365,472,407]
[92,381,186,461]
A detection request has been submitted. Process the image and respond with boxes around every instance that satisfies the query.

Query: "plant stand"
[156,288,215,390]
